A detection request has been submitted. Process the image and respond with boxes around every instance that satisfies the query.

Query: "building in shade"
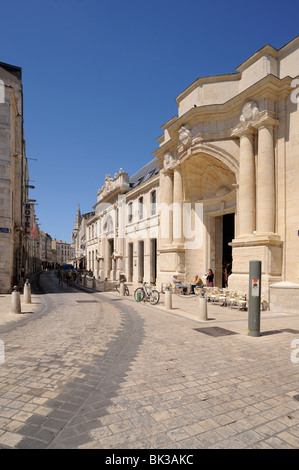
[0,61,32,292]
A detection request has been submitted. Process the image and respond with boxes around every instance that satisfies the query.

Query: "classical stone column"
[160,169,173,245]
[238,129,256,237]
[173,167,184,245]
[256,120,276,234]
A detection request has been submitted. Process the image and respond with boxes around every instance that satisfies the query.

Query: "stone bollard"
[24,279,31,304]
[11,286,21,314]
[198,293,208,321]
[120,281,125,296]
[104,278,109,292]
[165,288,172,310]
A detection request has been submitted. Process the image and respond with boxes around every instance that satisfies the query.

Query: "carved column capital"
[232,123,255,138]
[254,111,279,130]
[163,151,178,170]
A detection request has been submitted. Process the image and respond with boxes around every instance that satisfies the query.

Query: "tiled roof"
[129,158,160,189]
[0,61,22,80]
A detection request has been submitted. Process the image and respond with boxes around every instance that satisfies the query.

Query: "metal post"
[198,291,208,321]
[248,260,261,337]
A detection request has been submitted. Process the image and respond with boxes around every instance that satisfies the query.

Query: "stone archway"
[181,152,236,201]
[157,147,238,287]
[181,152,237,286]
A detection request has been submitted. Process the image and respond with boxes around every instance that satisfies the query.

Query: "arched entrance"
[181,152,237,287]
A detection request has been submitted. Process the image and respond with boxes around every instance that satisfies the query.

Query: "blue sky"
[1,0,298,243]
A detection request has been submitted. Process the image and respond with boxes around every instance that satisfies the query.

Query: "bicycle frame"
[134,282,160,305]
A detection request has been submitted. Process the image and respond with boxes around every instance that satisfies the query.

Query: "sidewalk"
[0,279,298,337]
[0,292,45,330]
[75,280,299,338]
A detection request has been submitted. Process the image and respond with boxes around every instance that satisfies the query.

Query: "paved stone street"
[0,270,299,449]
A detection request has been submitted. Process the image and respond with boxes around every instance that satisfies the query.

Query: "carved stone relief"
[240,100,259,123]
[178,126,192,147]
[163,152,178,169]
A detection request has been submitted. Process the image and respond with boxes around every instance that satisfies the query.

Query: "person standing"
[205,269,214,287]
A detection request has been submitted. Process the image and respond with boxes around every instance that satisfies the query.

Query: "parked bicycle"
[134,282,160,305]
[115,280,130,296]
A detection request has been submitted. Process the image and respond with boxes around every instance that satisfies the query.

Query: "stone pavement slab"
[0,272,299,449]
[0,292,46,330]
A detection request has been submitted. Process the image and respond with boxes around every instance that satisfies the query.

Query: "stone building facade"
[0,62,31,292]
[71,205,95,270]
[153,35,299,307]
[76,36,299,311]
[86,162,160,283]
[52,239,74,266]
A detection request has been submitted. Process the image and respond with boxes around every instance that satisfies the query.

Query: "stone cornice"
[230,233,282,248]
[236,35,299,73]
[153,74,292,170]
[176,72,240,105]
[156,74,292,149]
[95,169,130,205]
[236,44,278,73]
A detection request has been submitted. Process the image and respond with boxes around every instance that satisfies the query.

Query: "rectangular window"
[139,197,143,220]
[128,202,133,223]
[151,190,156,216]
[116,208,119,228]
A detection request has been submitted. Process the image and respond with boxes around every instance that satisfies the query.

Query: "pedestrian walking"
[58,267,64,285]
[65,267,73,286]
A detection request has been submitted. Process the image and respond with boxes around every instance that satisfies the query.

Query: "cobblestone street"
[0,270,299,449]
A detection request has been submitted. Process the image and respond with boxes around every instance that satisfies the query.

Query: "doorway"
[150,238,157,284]
[128,242,133,282]
[138,240,144,283]
[108,239,114,278]
[222,213,234,287]
[212,213,234,287]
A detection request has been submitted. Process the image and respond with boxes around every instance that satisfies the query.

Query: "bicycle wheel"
[115,283,120,292]
[134,287,144,302]
[149,289,160,305]
[125,285,130,296]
